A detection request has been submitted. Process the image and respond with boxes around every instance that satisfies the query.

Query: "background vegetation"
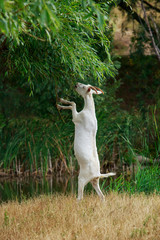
[0,0,160,196]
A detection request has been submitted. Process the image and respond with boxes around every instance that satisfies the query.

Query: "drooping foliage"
[0,0,117,117]
[0,0,119,172]
[0,0,115,82]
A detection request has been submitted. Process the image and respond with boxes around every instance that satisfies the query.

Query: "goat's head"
[75,83,104,98]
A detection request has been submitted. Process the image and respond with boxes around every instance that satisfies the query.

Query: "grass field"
[0,192,160,240]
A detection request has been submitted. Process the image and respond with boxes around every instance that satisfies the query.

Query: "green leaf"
[0,0,4,11]
[40,8,50,26]
[46,6,60,29]
[97,12,105,30]
[0,18,8,34]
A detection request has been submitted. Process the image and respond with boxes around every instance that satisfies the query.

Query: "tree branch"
[141,0,160,61]
[149,15,160,43]
[143,0,160,13]
[118,0,146,26]
[117,0,159,50]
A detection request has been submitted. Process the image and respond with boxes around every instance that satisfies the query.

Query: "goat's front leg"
[59,98,73,105]
[57,98,78,121]
[57,104,72,110]
[57,98,72,110]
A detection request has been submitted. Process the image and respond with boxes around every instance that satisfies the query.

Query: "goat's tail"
[100,172,116,178]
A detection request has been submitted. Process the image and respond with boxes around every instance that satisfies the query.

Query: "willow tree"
[0,1,117,172]
[0,0,116,103]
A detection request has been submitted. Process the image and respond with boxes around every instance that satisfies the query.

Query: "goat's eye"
[83,87,85,89]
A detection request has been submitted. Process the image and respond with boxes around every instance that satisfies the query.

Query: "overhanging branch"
[118,0,146,26]
[117,0,158,46]
[141,0,160,61]
[143,0,160,13]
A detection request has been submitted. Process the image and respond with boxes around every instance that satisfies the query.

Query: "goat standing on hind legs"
[57,83,116,200]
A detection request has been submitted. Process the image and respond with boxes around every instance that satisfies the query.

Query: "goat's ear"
[92,86,104,95]
[87,86,98,94]
[94,90,103,95]
[87,87,91,93]
[87,87,97,94]
[87,86,103,94]
[92,89,103,95]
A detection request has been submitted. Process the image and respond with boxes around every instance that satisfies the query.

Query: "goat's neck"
[83,95,95,114]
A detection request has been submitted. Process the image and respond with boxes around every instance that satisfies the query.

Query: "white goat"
[57,83,116,200]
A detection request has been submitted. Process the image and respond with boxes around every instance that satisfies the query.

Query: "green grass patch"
[104,165,160,194]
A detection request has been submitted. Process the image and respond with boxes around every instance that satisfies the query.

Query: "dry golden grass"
[0,193,160,240]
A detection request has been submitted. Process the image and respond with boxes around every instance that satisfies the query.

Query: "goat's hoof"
[59,98,65,103]
[57,104,62,110]
[101,196,105,202]
[57,97,64,103]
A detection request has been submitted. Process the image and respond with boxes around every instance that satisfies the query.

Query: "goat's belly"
[74,130,98,164]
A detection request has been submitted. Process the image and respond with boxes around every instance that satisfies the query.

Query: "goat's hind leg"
[91,178,105,201]
[77,177,88,201]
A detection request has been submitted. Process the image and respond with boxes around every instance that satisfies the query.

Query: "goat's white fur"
[57,83,116,200]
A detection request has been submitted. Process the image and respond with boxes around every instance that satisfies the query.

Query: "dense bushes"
[0,1,160,177]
